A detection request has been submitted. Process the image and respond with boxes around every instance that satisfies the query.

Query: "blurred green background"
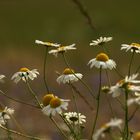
[0,0,140,139]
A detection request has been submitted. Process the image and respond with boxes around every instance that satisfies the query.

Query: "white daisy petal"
[11,68,39,83]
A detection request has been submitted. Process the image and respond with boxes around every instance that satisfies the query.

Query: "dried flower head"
[64,112,86,125]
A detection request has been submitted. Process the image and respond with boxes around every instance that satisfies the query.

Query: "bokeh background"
[0,0,140,139]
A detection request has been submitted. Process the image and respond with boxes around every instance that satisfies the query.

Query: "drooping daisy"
[48,44,76,57]
[92,118,123,140]
[109,73,140,97]
[121,43,140,53]
[42,94,70,116]
[35,40,60,47]
[56,68,83,84]
[63,112,86,125]
[90,36,112,46]
[0,107,14,126]
[0,75,6,83]
[88,53,116,70]
[11,67,39,83]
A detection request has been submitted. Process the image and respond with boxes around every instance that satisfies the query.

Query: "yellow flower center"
[57,46,65,52]
[45,42,54,47]
[0,104,3,112]
[19,67,30,72]
[63,68,75,75]
[131,43,140,48]
[101,124,108,129]
[42,94,54,106]
[96,53,109,62]
[50,97,61,108]
[134,132,140,140]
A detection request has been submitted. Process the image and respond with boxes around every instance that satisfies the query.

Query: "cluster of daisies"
[1,36,140,139]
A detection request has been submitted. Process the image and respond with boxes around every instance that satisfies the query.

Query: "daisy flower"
[121,43,140,53]
[90,36,112,46]
[88,53,116,69]
[0,107,14,126]
[92,118,122,140]
[48,44,76,57]
[56,68,83,84]
[11,67,39,83]
[35,40,60,47]
[109,73,140,97]
[42,94,70,116]
[0,75,6,83]
[63,112,86,125]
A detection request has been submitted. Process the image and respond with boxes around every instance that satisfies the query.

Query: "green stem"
[60,114,77,138]
[70,0,97,33]
[62,53,96,99]
[50,116,69,140]
[26,81,42,109]
[90,67,102,140]
[105,69,111,87]
[0,90,39,109]
[114,69,124,78]
[70,84,94,110]
[43,47,50,93]
[105,70,115,117]
[128,51,135,76]
[123,89,129,140]
[0,125,41,140]
[6,123,13,140]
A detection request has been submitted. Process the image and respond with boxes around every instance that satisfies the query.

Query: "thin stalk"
[43,47,50,93]
[5,123,13,140]
[114,69,124,78]
[90,67,102,140]
[128,51,135,76]
[70,0,97,33]
[59,114,77,138]
[0,125,41,140]
[105,70,115,117]
[135,65,140,73]
[105,95,115,117]
[128,105,139,122]
[123,89,129,140]
[70,84,94,110]
[62,53,96,99]
[26,81,42,108]
[50,116,69,140]
[0,90,39,109]
[105,69,111,87]
[71,85,81,140]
